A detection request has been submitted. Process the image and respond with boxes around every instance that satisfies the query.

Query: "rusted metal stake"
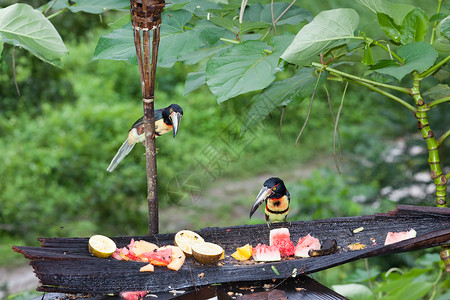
[130,0,165,234]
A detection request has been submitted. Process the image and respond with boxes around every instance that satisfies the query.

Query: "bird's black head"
[262,177,287,198]
[163,104,183,137]
[249,177,288,219]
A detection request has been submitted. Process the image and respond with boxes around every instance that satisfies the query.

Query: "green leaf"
[430,13,448,23]
[93,24,136,64]
[206,40,281,103]
[395,281,433,300]
[0,3,68,67]
[108,13,131,30]
[423,84,450,101]
[433,16,450,52]
[93,10,201,67]
[378,8,428,44]
[281,8,359,66]
[67,0,129,14]
[165,0,190,11]
[371,42,438,81]
[357,0,415,25]
[182,0,222,17]
[184,66,206,95]
[241,68,327,133]
[244,2,312,26]
[362,42,374,65]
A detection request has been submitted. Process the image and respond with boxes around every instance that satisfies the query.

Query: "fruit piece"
[174,230,205,257]
[252,244,281,262]
[348,243,366,251]
[141,247,173,266]
[270,228,295,257]
[269,228,290,245]
[131,240,158,257]
[88,235,117,258]
[295,234,320,258]
[139,263,155,272]
[232,244,253,261]
[384,229,417,245]
[119,291,148,300]
[191,242,224,264]
[162,246,186,271]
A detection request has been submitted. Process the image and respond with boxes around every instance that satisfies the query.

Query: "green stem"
[372,41,404,63]
[312,62,411,94]
[430,0,444,44]
[429,96,450,108]
[419,55,450,78]
[46,8,68,19]
[219,38,241,44]
[437,129,450,146]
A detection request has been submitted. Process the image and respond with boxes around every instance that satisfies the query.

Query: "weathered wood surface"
[13,205,450,295]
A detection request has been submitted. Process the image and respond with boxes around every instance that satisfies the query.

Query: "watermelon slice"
[119,291,148,300]
[269,228,295,256]
[252,244,281,262]
[295,234,321,258]
[384,229,417,245]
[141,247,173,266]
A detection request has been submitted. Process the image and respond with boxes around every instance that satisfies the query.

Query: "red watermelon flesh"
[384,229,417,245]
[295,234,321,258]
[269,228,295,256]
[141,248,172,266]
[252,244,281,262]
[119,291,148,300]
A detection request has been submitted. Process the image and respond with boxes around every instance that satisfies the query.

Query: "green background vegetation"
[1,0,449,299]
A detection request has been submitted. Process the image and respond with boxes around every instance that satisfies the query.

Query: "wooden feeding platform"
[13,205,450,296]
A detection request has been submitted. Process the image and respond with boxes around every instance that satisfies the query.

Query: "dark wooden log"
[12,205,450,295]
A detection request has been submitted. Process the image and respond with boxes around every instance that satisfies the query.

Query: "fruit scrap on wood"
[111,238,185,271]
[384,229,417,245]
[119,291,148,300]
[348,242,367,251]
[308,239,338,257]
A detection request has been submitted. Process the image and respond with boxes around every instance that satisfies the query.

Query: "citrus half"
[88,235,116,258]
[174,230,205,257]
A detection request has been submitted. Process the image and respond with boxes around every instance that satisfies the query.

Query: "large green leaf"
[0,3,67,67]
[377,8,428,44]
[244,2,312,26]
[423,84,450,101]
[93,24,136,64]
[49,0,129,14]
[433,16,450,52]
[241,68,327,133]
[93,10,201,67]
[206,40,281,103]
[281,8,359,66]
[184,65,206,95]
[356,0,415,25]
[371,42,438,81]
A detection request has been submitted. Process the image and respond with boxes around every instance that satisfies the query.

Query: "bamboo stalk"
[130,0,166,234]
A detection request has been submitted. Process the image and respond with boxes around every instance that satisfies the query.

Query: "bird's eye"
[273,187,276,191]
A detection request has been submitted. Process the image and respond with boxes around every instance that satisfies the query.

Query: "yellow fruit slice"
[140,263,155,272]
[131,240,158,257]
[232,244,252,261]
[191,242,224,264]
[174,230,205,257]
[88,235,116,258]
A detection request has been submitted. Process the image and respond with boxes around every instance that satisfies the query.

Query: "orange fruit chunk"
[231,244,252,261]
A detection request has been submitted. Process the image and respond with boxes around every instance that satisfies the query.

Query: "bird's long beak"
[249,186,273,218]
[170,112,181,138]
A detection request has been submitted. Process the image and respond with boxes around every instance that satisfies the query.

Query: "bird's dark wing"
[129,108,164,131]
[286,190,291,203]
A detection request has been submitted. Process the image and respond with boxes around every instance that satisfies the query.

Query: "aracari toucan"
[107,104,183,172]
[249,177,290,224]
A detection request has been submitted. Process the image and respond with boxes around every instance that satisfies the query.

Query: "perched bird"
[107,104,183,172]
[249,177,290,224]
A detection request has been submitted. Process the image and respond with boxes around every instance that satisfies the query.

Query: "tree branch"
[437,129,450,146]
[420,54,450,78]
[311,62,411,94]
[429,96,450,108]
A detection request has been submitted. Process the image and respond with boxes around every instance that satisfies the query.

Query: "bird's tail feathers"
[107,138,135,172]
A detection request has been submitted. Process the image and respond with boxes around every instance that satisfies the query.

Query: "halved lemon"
[231,244,252,261]
[88,235,116,258]
[191,242,224,264]
[174,230,205,257]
